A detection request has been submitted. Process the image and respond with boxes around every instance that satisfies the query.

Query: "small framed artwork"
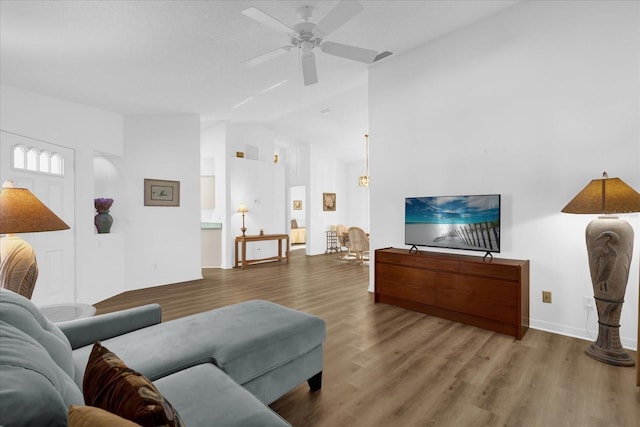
[323,193,336,211]
[293,200,302,210]
[144,179,180,207]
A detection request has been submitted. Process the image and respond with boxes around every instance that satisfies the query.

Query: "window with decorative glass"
[11,145,64,176]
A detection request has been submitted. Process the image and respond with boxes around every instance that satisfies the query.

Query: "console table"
[375,248,530,339]
[235,234,290,269]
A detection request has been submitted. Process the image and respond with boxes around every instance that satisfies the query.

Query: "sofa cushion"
[83,342,184,427]
[71,300,325,387]
[60,303,162,350]
[68,405,140,427]
[0,288,76,380]
[202,300,326,385]
[0,320,83,427]
[153,363,290,427]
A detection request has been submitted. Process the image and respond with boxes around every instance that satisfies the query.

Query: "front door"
[0,131,75,305]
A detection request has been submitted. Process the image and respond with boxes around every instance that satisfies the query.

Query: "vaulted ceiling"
[0,1,519,162]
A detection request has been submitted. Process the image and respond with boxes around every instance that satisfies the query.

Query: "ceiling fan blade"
[241,7,294,34]
[243,46,292,67]
[320,41,377,63]
[314,1,363,38]
[301,52,318,86]
[374,51,393,62]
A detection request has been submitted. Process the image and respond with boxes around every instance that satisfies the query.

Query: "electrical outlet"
[542,291,552,303]
[583,296,594,309]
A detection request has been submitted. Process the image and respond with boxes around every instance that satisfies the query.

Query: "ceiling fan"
[241,1,392,86]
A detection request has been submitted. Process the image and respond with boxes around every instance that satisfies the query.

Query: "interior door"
[0,131,75,305]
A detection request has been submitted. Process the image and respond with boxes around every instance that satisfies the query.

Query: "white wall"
[1,90,204,301]
[284,141,311,188]
[369,1,639,349]
[122,115,202,290]
[290,185,306,228]
[200,125,222,220]
[307,145,350,255]
[226,157,286,265]
[90,154,126,303]
[201,122,228,264]
[0,85,125,304]
[227,122,278,163]
[287,143,312,255]
[220,123,286,267]
[345,160,370,231]
[267,132,371,255]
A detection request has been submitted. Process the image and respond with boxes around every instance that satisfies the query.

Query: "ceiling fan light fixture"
[241,1,381,86]
[301,40,314,53]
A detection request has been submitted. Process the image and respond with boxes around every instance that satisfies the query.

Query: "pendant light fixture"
[359,133,370,187]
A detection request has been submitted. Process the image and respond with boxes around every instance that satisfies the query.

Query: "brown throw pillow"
[68,405,141,426]
[83,342,184,427]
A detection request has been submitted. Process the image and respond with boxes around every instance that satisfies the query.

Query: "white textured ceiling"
[0,0,519,162]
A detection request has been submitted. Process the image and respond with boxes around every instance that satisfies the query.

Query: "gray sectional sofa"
[0,288,326,426]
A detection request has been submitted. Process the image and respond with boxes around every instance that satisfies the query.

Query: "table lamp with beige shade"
[0,180,70,299]
[237,202,249,237]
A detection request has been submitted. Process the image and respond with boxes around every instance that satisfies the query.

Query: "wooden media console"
[374,248,530,339]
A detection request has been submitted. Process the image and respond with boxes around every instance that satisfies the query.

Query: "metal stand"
[325,231,340,253]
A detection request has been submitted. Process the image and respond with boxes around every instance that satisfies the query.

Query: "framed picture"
[293,200,302,210]
[323,193,336,211]
[144,179,180,207]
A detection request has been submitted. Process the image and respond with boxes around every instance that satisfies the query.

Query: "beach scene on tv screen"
[405,195,500,252]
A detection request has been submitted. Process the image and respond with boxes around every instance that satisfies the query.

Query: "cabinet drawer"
[459,263,520,281]
[435,272,517,323]
[376,264,435,305]
[377,251,459,273]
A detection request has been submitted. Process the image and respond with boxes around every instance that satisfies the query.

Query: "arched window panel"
[12,145,27,169]
[26,147,40,171]
[51,153,64,175]
[11,145,65,176]
[39,151,51,173]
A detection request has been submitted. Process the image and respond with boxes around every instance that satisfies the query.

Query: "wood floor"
[95,250,640,427]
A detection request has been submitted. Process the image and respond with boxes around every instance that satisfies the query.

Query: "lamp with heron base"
[237,203,249,237]
[562,172,640,366]
[0,180,70,299]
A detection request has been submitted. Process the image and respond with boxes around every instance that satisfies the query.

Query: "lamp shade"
[0,185,70,234]
[561,173,640,215]
[237,203,249,213]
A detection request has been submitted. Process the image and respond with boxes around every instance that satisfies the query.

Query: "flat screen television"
[405,194,501,254]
